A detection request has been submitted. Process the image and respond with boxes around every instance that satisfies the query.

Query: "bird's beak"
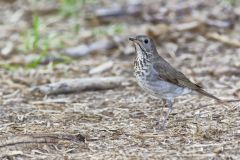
[129,37,137,42]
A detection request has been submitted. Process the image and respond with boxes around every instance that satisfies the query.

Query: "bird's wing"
[152,61,221,101]
[152,62,201,89]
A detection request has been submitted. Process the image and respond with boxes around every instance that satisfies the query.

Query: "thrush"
[129,35,224,130]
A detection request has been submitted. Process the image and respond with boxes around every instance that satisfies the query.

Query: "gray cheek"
[146,46,151,52]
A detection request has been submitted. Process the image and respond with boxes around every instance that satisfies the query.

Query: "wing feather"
[152,61,220,101]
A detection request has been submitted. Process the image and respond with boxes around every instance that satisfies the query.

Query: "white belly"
[135,75,191,99]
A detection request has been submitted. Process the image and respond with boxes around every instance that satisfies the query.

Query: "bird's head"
[129,35,158,59]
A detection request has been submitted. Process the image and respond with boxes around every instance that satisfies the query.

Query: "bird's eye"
[144,39,148,44]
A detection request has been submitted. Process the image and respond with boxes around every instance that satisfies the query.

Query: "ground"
[0,0,240,159]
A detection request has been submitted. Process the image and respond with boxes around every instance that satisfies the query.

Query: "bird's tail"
[198,89,240,107]
[198,89,222,102]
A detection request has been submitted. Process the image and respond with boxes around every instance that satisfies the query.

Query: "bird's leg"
[158,98,174,131]
[154,99,165,132]
[159,99,166,119]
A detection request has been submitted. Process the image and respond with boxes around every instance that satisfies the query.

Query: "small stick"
[30,76,128,95]
[206,32,240,48]
[0,133,85,149]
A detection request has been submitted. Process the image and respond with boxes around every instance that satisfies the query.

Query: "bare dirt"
[0,0,240,159]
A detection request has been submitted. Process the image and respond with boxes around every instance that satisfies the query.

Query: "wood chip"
[89,61,114,75]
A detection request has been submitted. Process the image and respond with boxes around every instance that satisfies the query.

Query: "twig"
[30,76,128,95]
[206,33,240,47]
[0,133,85,149]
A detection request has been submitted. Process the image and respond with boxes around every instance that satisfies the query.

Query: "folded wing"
[152,61,221,101]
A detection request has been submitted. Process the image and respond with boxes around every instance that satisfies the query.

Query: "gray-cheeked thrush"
[129,35,222,130]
